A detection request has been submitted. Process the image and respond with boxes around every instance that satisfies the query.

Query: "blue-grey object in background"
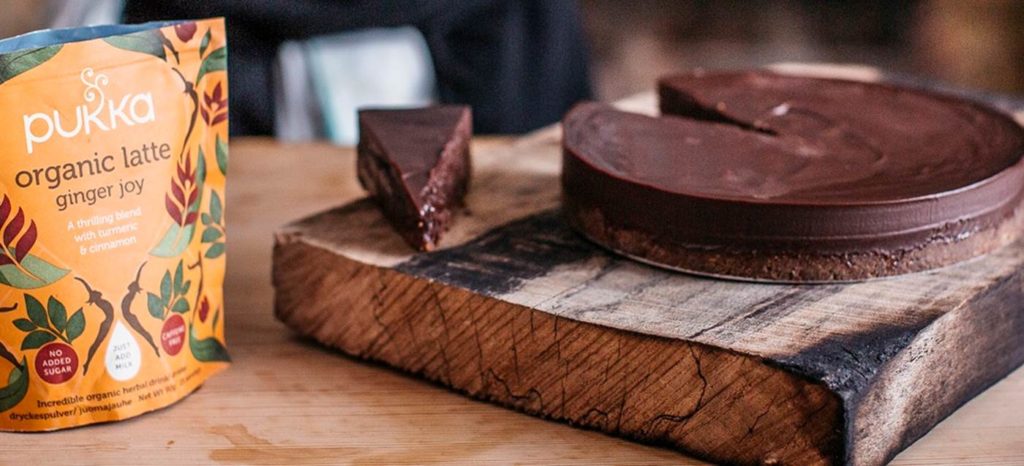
[304,27,437,145]
[49,0,123,29]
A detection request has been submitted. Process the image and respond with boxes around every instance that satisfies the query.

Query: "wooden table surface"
[3,137,1022,465]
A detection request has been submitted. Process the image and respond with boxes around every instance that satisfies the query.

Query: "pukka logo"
[22,68,156,154]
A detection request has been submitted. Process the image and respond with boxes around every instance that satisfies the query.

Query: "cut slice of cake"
[357,106,473,251]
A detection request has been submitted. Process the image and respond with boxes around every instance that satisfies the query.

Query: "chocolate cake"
[357,106,472,251]
[562,71,1024,282]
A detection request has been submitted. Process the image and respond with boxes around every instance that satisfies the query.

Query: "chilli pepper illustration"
[76,278,114,375]
[122,263,159,357]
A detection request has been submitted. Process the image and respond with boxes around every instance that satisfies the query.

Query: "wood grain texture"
[275,72,1024,465]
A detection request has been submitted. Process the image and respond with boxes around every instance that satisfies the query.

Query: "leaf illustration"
[215,136,229,176]
[171,180,186,206]
[161,271,172,304]
[24,295,47,328]
[212,112,227,127]
[187,189,199,212]
[189,325,230,362]
[0,45,61,85]
[201,188,226,255]
[12,319,34,332]
[165,194,183,225]
[21,330,54,350]
[0,358,29,413]
[198,298,210,323]
[0,254,69,289]
[4,208,24,245]
[195,46,227,84]
[150,223,198,258]
[199,29,212,57]
[210,192,223,224]
[147,292,163,319]
[174,262,184,293]
[0,197,9,231]
[190,148,205,208]
[47,296,67,333]
[177,162,187,186]
[104,30,166,60]
[171,298,189,314]
[196,151,207,194]
[201,228,222,243]
[66,309,85,343]
[14,221,36,262]
[205,243,225,259]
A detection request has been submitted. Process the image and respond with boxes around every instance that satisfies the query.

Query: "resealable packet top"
[0,18,230,431]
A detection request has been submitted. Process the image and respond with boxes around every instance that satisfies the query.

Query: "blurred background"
[3,0,1022,139]
[583,0,1024,100]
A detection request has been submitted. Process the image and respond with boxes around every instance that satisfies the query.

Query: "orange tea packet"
[0,18,230,431]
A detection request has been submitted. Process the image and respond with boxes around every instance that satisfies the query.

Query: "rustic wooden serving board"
[273,71,1024,466]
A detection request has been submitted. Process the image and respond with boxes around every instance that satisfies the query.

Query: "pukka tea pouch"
[0,18,230,431]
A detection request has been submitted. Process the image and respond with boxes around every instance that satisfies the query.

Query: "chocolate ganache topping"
[562,71,1024,281]
[357,106,472,251]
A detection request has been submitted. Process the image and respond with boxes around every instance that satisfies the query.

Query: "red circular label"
[34,342,78,384]
[161,314,186,356]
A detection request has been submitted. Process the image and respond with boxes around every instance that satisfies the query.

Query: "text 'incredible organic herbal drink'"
[0,18,230,431]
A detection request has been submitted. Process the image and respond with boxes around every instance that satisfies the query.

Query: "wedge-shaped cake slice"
[357,106,472,251]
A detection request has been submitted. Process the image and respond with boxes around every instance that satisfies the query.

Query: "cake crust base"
[565,201,1024,283]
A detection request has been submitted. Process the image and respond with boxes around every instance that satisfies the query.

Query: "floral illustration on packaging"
[103,22,229,259]
[102,21,230,360]
[102,22,232,363]
[0,195,69,289]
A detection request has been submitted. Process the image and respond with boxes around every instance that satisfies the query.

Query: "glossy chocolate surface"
[358,106,472,250]
[562,72,1024,253]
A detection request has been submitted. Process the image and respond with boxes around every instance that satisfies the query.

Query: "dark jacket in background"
[123,0,593,136]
